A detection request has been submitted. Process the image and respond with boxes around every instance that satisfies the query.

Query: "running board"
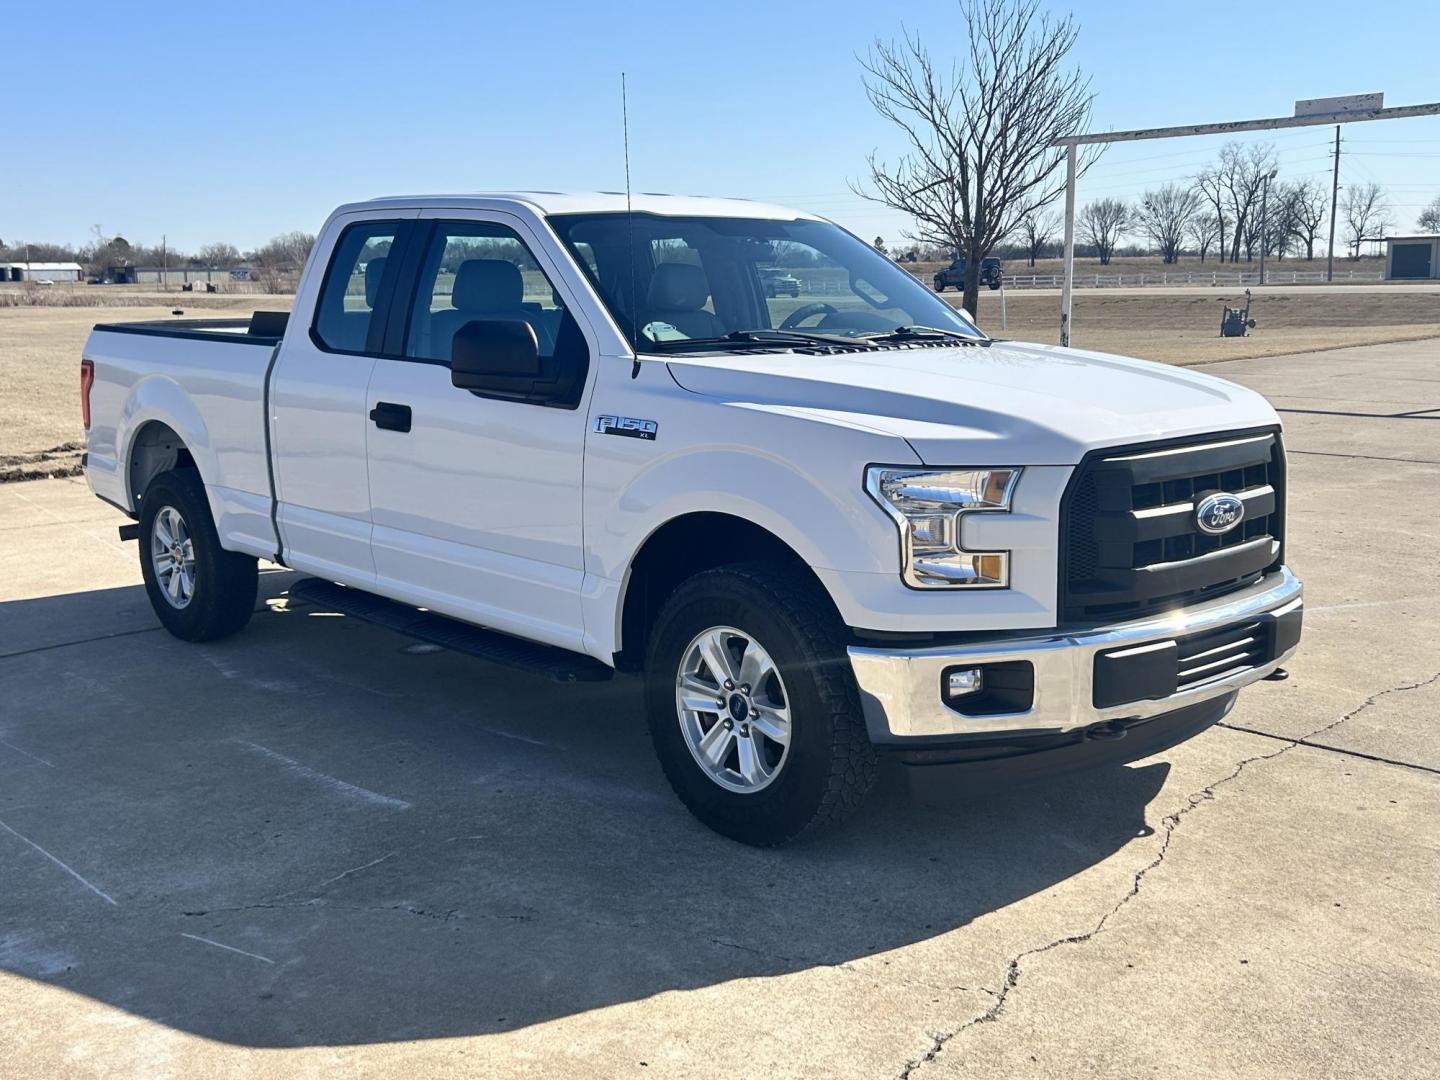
[286,577,613,683]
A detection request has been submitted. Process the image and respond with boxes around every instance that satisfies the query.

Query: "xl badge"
[1195,492,1245,535]
[594,414,658,441]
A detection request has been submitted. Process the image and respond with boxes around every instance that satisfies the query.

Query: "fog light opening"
[946,668,984,698]
[939,661,1035,717]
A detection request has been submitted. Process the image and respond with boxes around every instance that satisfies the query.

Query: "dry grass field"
[1,287,1435,481]
[909,254,1387,282]
[984,287,1440,363]
[1,298,291,481]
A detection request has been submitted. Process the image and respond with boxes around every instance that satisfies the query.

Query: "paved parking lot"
[1,339,1437,1078]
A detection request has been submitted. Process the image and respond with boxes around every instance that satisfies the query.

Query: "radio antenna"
[623,72,641,379]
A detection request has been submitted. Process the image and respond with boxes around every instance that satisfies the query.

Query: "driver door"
[362,211,597,651]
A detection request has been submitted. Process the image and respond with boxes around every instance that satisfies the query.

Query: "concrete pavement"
[1,338,1437,1078]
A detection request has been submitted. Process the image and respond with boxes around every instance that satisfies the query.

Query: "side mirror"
[451,320,541,394]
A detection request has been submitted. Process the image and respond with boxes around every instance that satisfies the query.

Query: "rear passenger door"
[270,212,418,583]
[362,211,597,651]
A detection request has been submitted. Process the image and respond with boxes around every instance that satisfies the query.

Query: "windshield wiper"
[862,325,991,346]
[725,328,879,348]
[651,328,877,351]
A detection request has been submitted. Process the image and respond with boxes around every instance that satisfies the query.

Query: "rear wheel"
[644,563,878,846]
[138,469,257,642]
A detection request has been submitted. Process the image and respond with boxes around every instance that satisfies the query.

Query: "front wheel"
[138,469,258,642]
[644,564,878,846]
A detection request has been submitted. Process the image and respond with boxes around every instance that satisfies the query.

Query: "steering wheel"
[779,302,837,330]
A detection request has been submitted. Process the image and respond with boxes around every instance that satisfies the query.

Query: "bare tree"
[198,242,242,268]
[1342,182,1394,258]
[1193,168,1229,263]
[249,231,316,293]
[1079,198,1129,265]
[1186,212,1221,263]
[1417,193,1440,233]
[1208,141,1277,263]
[1282,180,1327,261]
[1261,184,1300,262]
[1134,184,1200,264]
[857,0,1096,315]
[1020,210,1060,266]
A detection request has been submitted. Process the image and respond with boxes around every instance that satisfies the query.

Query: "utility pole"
[1060,143,1076,347]
[1258,170,1276,286]
[1326,126,1341,281]
[161,233,168,293]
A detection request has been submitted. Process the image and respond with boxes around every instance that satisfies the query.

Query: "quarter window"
[312,222,401,353]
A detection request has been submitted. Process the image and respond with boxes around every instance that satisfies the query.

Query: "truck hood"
[664,340,1280,465]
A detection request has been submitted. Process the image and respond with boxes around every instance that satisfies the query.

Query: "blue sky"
[5,0,1438,252]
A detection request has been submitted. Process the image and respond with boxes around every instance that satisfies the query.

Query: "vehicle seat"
[327,256,384,352]
[364,256,387,307]
[429,259,555,359]
[644,263,724,340]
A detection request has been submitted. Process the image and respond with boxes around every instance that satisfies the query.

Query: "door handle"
[369,401,412,433]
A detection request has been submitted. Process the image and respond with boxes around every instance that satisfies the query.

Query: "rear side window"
[312,222,402,354]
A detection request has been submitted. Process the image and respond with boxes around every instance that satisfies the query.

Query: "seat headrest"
[646,262,710,312]
[454,259,524,310]
[363,257,387,307]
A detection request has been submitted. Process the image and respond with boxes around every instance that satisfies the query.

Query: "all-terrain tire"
[643,563,878,846]
[138,468,257,642]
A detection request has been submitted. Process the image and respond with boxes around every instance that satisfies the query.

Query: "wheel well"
[615,512,828,672]
[128,421,195,509]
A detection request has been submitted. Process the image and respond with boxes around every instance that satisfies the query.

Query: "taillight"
[80,359,95,429]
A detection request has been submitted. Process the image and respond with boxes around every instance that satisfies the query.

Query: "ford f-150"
[80,192,1302,845]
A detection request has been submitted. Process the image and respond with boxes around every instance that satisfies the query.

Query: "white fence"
[996,268,1384,289]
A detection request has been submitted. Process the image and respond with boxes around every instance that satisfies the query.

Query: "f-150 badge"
[594,415,658,441]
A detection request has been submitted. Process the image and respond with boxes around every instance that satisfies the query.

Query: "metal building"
[1,261,84,282]
[1384,235,1440,280]
[106,265,238,286]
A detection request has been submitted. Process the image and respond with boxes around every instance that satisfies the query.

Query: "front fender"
[590,442,913,585]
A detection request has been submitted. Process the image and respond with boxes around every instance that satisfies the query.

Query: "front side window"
[312,222,400,353]
[405,222,568,363]
[401,221,589,407]
[548,213,984,352]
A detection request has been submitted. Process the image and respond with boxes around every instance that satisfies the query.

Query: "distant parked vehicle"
[759,268,801,297]
[934,257,1002,292]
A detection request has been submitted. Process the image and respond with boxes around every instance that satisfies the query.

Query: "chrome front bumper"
[848,568,1302,744]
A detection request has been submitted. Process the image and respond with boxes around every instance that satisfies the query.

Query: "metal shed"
[1,262,84,282]
[1384,235,1440,280]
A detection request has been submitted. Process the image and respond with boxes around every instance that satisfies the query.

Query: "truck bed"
[92,310,289,346]
[82,311,289,558]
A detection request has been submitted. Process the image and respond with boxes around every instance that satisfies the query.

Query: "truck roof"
[342,191,818,220]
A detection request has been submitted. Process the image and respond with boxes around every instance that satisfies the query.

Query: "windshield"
[547,212,985,351]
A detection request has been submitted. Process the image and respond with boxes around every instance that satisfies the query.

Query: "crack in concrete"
[182,899,529,924]
[895,669,1440,1078]
[1215,722,1440,783]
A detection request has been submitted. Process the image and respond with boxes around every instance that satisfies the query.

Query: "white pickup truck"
[81,192,1302,845]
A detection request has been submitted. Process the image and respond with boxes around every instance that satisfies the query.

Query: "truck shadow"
[1,577,1170,1048]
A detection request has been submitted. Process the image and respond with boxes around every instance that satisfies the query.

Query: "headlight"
[865,467,1022,588]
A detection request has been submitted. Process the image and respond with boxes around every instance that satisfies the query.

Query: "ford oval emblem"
[1195,492,1245,535]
